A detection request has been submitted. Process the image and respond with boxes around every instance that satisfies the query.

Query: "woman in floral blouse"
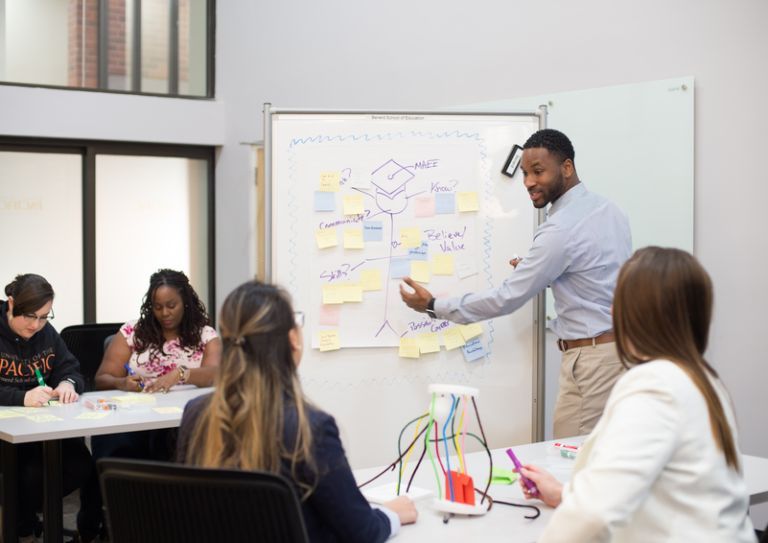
[95,268,221,392]
[79,269,221,542]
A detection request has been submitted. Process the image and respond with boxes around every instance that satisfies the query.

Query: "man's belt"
[557,332,615,352]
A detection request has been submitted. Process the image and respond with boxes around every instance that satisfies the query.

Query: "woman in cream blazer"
[521,248,755,543]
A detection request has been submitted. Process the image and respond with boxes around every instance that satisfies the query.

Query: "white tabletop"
[354,438,768,542]
[0,385,212,444]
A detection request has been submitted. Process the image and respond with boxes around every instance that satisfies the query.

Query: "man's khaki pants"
[552,342,625,439]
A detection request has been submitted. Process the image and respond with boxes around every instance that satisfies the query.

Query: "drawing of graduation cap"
[370,159,415,197]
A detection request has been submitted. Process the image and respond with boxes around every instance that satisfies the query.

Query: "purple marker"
[506,448,539,497]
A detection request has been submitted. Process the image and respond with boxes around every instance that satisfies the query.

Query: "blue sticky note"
[435,193,456,214]
[390,258,411,279]
[462,337,486,362]
[408,241,429,261]
[363,221,384,242]
[314,191,336,212]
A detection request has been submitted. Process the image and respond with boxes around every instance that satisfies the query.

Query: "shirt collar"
[548,182,586,216]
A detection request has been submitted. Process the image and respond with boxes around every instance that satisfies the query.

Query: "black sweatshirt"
[0,300,85,406]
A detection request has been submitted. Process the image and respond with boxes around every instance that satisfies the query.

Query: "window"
[0,0,213,97]
[0,139,215,329]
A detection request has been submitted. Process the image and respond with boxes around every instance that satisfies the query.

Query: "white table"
[354,438,768,542]
[0,386,212,543]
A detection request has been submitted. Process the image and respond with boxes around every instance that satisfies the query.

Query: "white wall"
[217,0,768,457]
[0,0,766,513]
[5,0,68,85]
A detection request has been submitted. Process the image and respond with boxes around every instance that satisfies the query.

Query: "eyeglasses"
[294,311,305,328]
[21,309,55,324]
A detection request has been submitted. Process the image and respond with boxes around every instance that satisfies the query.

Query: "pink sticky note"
[319,304,341,326]
[413,195,435,218]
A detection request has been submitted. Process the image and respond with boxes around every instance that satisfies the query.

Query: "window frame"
[0,0,216,99]
[0,136,216,324]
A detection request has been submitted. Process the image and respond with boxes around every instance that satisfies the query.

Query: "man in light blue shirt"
[400,129,632,438]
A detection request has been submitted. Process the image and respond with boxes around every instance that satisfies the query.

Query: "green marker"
[34,368,51,405]
[34,367,46,387]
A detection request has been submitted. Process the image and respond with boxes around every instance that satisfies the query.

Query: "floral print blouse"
[121,320,218,380]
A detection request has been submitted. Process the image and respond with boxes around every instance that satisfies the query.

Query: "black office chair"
[60,323,123,392]
[98,458,309,543]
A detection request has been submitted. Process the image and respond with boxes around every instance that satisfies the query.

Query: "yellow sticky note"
[399,337,420,358]
[457,192,479,212]
[153,406,183,414]
[459,323,483,341]
[432,254,455,275]
[319,330,341,352]
[417,333,440,354]
[343,228,365,249]
[0,410,25,419]
[76,412,110,420]
[343,195,365,215]
[25,414,63,423]
[319,171,341,192]
[322,284,344,304]
[443,327,466,350]
[339,282,363,302]
[400,227,422,248]
[360,269,382,291]
[315,228,338,249]
[410,261,430,283]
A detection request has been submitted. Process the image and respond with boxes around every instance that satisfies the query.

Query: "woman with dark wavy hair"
[95,268,221,393]
[80,269,221,542]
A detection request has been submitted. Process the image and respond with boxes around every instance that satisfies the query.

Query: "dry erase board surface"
[268,111,542,467]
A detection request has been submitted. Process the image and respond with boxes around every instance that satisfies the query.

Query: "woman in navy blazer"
[177,280,417,542]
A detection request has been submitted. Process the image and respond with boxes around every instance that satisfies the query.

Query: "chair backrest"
[98,458,309,543]
[59,323,123,392]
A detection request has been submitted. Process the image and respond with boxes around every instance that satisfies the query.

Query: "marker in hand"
[124,363,144,390]
[506,448,539,497]
[33,368,52,405]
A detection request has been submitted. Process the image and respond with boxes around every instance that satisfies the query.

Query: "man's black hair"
[523,129,575,163]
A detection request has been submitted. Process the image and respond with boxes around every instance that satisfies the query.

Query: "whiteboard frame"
[264,105,548,442]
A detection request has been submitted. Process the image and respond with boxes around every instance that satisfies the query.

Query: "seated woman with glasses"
[177,280,418,542]
[0,273,98,541]
[519,248,754,542]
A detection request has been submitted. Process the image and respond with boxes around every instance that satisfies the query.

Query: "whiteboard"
[266,110,544,467]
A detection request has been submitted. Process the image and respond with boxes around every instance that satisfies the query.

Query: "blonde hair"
[613,247,739,470]
[186,281,316,496]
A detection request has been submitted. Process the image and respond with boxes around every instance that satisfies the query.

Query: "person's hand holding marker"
[518,465,563,507]
[122,363,145,392]
[509,253,523,269]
